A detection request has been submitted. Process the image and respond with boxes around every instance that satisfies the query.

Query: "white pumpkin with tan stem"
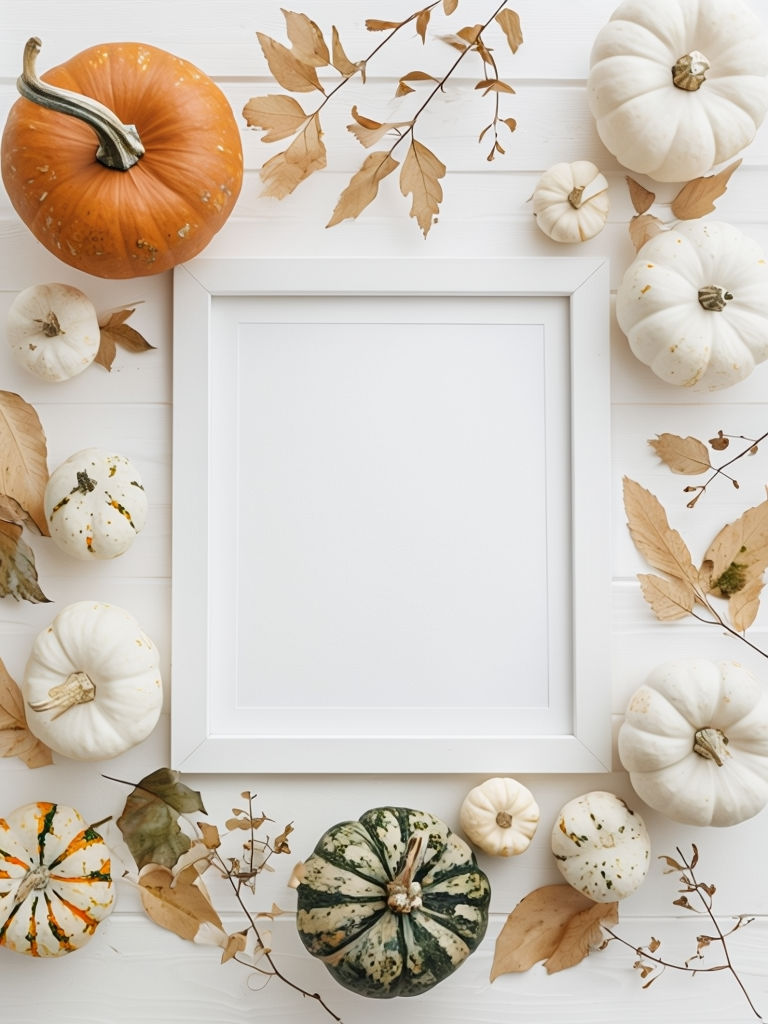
[588,0,768,181]
[22,601,162,760]
[618,659,768,827]
[459,777,540,856]
[532,161,609,243]
[44,448,147,559]
[616,221,768,390]
[551,791,650,902]
[6,282,100,382]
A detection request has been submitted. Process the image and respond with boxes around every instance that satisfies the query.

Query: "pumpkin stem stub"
[35,311,63,338]
[495,810,514,829]
[17,37,145,172]
[568,185,586,209]
[693,726,730,767]
[698,285,733,311]
[75,470,97,494]
[672,51,710,91]
[387,836,424,914]
[27,670,97,720]
[13,864,51,907]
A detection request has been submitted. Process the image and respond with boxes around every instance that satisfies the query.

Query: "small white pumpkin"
[22,601,162,761]
[618,659,768,827]
[532,161,609,243]
[616,221,768,390]
[459,777,540,856]
[588,0,768,181]
[0,801,114,956]
[551,791,650,902]
[44,447,147,560]
[6,282,100,382]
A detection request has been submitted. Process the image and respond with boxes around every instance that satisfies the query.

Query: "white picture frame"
[171,257,611,774]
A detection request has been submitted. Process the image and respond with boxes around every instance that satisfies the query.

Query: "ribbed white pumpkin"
[6,283,100,382]
[588,0,768,182]
[616,221,768,390]
[44,448,147,560]
[532,161,609,243]
[459,777,540,856]
[22,601,162,760]
[618,659,768,827]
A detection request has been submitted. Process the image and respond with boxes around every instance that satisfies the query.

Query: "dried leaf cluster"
[626,160,741,250]
[0,656,53,768]
[95,305,154,372]
[623,476,768,650]
[650,429,765,508]
[112,769,339,1021]
[245,3,522,236]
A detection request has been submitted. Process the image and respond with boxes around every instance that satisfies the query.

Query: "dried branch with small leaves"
[623,476,768,653]
[245,3,522,236]
[604,846,762,1021]
[110,769,340,1021]
[649,429,766,508]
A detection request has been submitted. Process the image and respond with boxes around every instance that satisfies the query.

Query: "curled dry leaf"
[396,70,439,97]
[96,307,155,372]
[0,655,53,766]
[139,863,226,946]
[331,26,364,79]
[0,390,49,535]
[491,884,618,978]
[629,213,666,252]
[346,106,409,149]
[626,176,655,215]
[116,767,207,870]
[495,9,523,53]
[649,434,711,475]
[400,139,446,237]
[327,151,400,227]
[0,520,50,604]
[671,160,741,221]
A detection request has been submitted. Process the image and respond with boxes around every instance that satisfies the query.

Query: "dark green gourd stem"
[16,36,144,171]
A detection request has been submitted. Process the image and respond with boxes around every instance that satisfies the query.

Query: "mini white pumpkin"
[618,659,768,827]
[0,801,114,956]
[616,221,768,390]
[22,601,162,761]
[551,791,650,902]
[6,282,100,382]
[532,161,609,243]
[459,777,540,856]
[588,0,768,182]
[44,448,147,560]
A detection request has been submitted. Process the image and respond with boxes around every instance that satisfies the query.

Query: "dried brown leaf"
[0,656,53,767]
[0,494,39,533]
[0,391,49,535]
[416,9,431,43]
[272,823,294,854]
[495,9,523,53]
[0,520,50,604]
[117,768,207,871]
[256,32,324,93]
[221,930,248,963]
[626,176,656,215]
[475,78,516,95]
[139,864,225,944]
[702,497,768,595]
[623,477,699,586]
[242,94,308,142]
[638,572,695,620]
[96,309,154,372]
[649,434,711,475]
[198,822,221,849]
[671,160,741,220]
[729,578,764,632]
[443,0,459,13]
[260,113,327,199]
[490,884,617,978]
[629,213,666,252]
[365,19,403,31]
[396,70,438,98]
[347,106,409,148]
[331,27,364,79]
[327,151,400,227]
[281,9,330,67]
[400,139,445,238]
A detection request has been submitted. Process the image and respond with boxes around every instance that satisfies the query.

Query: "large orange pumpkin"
[1,38,243,279]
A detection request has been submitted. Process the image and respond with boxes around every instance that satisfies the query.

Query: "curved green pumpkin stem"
[17,36,145,171]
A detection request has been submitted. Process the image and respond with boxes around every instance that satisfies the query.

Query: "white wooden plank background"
[1,1,768,1021]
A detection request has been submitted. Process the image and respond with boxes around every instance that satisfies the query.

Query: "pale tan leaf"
[491,884,617,978]
[0,494,39,533]
[281,9,330,67]
[702,498,768,595]
[0,655,53,767]
[458,24,483,45]
[495,9,523,53]
[139,865,225,944]
[629,213,666,252]
[638,572,695,621]
[198,822,221,850]
[331,27,364,79]
[327,151,400,227]
[626,176,656,215]
[729,578,764,632]
[257,902,290,920]
[0,391,49,535]
[259,114,327,199]
[242,94,308,142]
[623,477,699,586]
[416,9,430,43]
[347,106,409,148]
[0,520,50,604]
[671,160,742,220]
[221,930,248,963]
[648,434,711,475]
[475,78,516,96]
[399,139,446,238]
[256,32,324,93]
[440,32,470,52]
[365,19,403,31]
[443,0,459,12]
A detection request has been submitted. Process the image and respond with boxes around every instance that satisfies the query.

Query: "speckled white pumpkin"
[551,791,650,902]
[44,448,147,560]
[6,282,100,382]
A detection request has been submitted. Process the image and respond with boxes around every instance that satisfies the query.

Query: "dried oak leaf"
[96,308,155,372]
[0,390,49,536]
[0,520,50,604]
[491,884,618,978]
[649,433,711,475]
[495,9,523,53]
[623,476,699,587]
[629,213,666,252]
[281,9,330,68]
[260,113,327,198]
[671,159,741,220]
[139,863,225,946]
[243,94,308,143]
[256,32,324,93]
[327,151,400,227]
[400,139,446,238]
[626,176,656,215]
[116,767,207,871]
[0,656,53,767]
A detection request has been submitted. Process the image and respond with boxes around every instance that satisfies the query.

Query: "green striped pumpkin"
[0,802,114,956]
[295,806,491,998]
